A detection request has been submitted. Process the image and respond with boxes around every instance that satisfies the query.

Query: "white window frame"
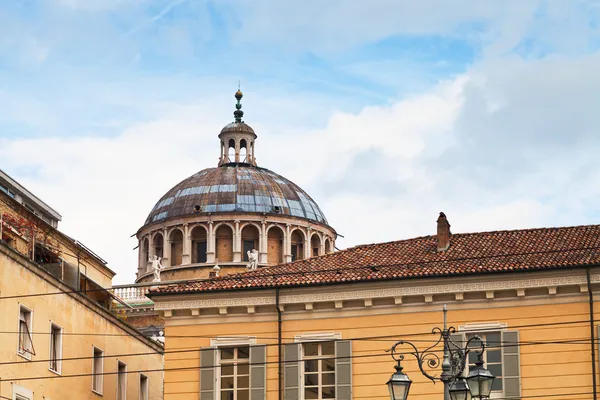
[218,346,251,400]
[92,346,104,395]
[12,384,33,400]
[17,304,34,360]
[295,332,341,400]
[49,322,63,374]
[139,374,149,400]
[211,336,256,400]
[459,323,507,400]
[117,361,127,400]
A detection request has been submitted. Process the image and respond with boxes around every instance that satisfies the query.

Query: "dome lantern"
[218,88,257,166]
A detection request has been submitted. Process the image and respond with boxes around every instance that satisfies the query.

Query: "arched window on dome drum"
[191,226,207,263]
[227,139,236,163]
[241,224,259,262]
[290,230,305,262]
[325,238,332,254]
[215,225,234,262]
[310,233,321,257]
[267,226,284,265]
[153,233,164,260]
[169,229,183,266]
[239,139,247,164]
[141,238,149,269]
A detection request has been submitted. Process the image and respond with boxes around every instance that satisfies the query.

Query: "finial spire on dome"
[234,86,244,123]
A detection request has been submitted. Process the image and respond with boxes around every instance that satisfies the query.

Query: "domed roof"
[145,165,329,226]
[220,122,255,135]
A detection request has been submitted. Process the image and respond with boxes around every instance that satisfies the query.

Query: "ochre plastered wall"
[158,284,599,400]
[0,245,164,400]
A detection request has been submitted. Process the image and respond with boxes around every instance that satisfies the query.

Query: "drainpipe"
[587,266,597,400]
[276,288,283,400]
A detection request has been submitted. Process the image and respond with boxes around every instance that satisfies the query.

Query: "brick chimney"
[437,212,451,252]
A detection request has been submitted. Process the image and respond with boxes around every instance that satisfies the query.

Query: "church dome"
[135,88,337,284]
[145,165,328,225]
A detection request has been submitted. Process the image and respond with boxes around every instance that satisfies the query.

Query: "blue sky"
[1,1,600,283]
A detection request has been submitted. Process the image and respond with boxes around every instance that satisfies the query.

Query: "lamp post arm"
[388,331,444,383]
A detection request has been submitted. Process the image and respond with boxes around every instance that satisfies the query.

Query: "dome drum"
[135,214,336,283]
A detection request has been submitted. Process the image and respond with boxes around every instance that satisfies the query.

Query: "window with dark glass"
[197,241,207,263]
[18,306,34,358]
[303,341,335,399]
[242,241,255,261]
[220,346,250,400]
[49,323,62,373]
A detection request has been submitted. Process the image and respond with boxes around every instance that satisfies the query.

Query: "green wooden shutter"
[200,347,217,400]
[502,330,521,399]
[335,340,352,400]
[283,343,301,400]
[250,345,267,400]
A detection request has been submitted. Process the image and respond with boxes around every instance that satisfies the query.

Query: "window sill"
[49,367,61,376]
[17,352,32,361]
[92,389,103,397]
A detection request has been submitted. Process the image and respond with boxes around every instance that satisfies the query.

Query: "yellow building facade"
[150,215,600,400]
[0,170,164,400]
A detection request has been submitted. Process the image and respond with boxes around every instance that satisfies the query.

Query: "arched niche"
[228,138,236,162]
[241,224,260,261]
[325,238,333,254]
[169,229,184,266]
[267,226,284,265]
[141,238,149,264]
[215,224,234,262]
[191,226,207,263]
[290,229,305,261]
[310,233,321,257]
[240,139,248,163]
[153,233,164,259]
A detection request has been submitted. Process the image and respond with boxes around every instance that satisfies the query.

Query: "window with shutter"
[456,329,520,400]
[200,348,217,400]
[283,343,301,400]
[250,345,267,400]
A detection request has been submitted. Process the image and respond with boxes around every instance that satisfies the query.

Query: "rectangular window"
[242,240,255,261]
[303,341,336,400]
[12,384,33,400]
[312,247,319,257]
[18,306,34,358]
[197,241,207,263]
[92,347,104,394]
[220,346,250,400]
[468,333,503,392]
[117,361,127,400]
[49,323,62,374]
[139,374,148,400]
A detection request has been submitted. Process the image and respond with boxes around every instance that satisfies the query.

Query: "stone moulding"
[153,272,600,312]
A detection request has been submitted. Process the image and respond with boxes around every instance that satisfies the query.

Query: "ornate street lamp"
[466,353,495,399]
[386,305,495,400]
[386,361,412,400]
[448,378,470,400]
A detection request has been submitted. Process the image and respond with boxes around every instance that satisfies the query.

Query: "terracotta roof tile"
[150,224,600,295]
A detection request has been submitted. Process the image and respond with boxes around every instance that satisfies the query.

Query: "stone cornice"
[153,270,599,311]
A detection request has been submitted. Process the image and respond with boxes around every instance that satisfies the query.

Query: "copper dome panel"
[145,165,328,225]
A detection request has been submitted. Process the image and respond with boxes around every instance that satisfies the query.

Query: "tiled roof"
[150,224,600,295]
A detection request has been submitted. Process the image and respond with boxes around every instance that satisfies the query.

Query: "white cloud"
[3,47,600,284]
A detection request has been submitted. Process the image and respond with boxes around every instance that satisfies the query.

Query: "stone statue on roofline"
[246,249,259,271]
[150,255,164,282]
